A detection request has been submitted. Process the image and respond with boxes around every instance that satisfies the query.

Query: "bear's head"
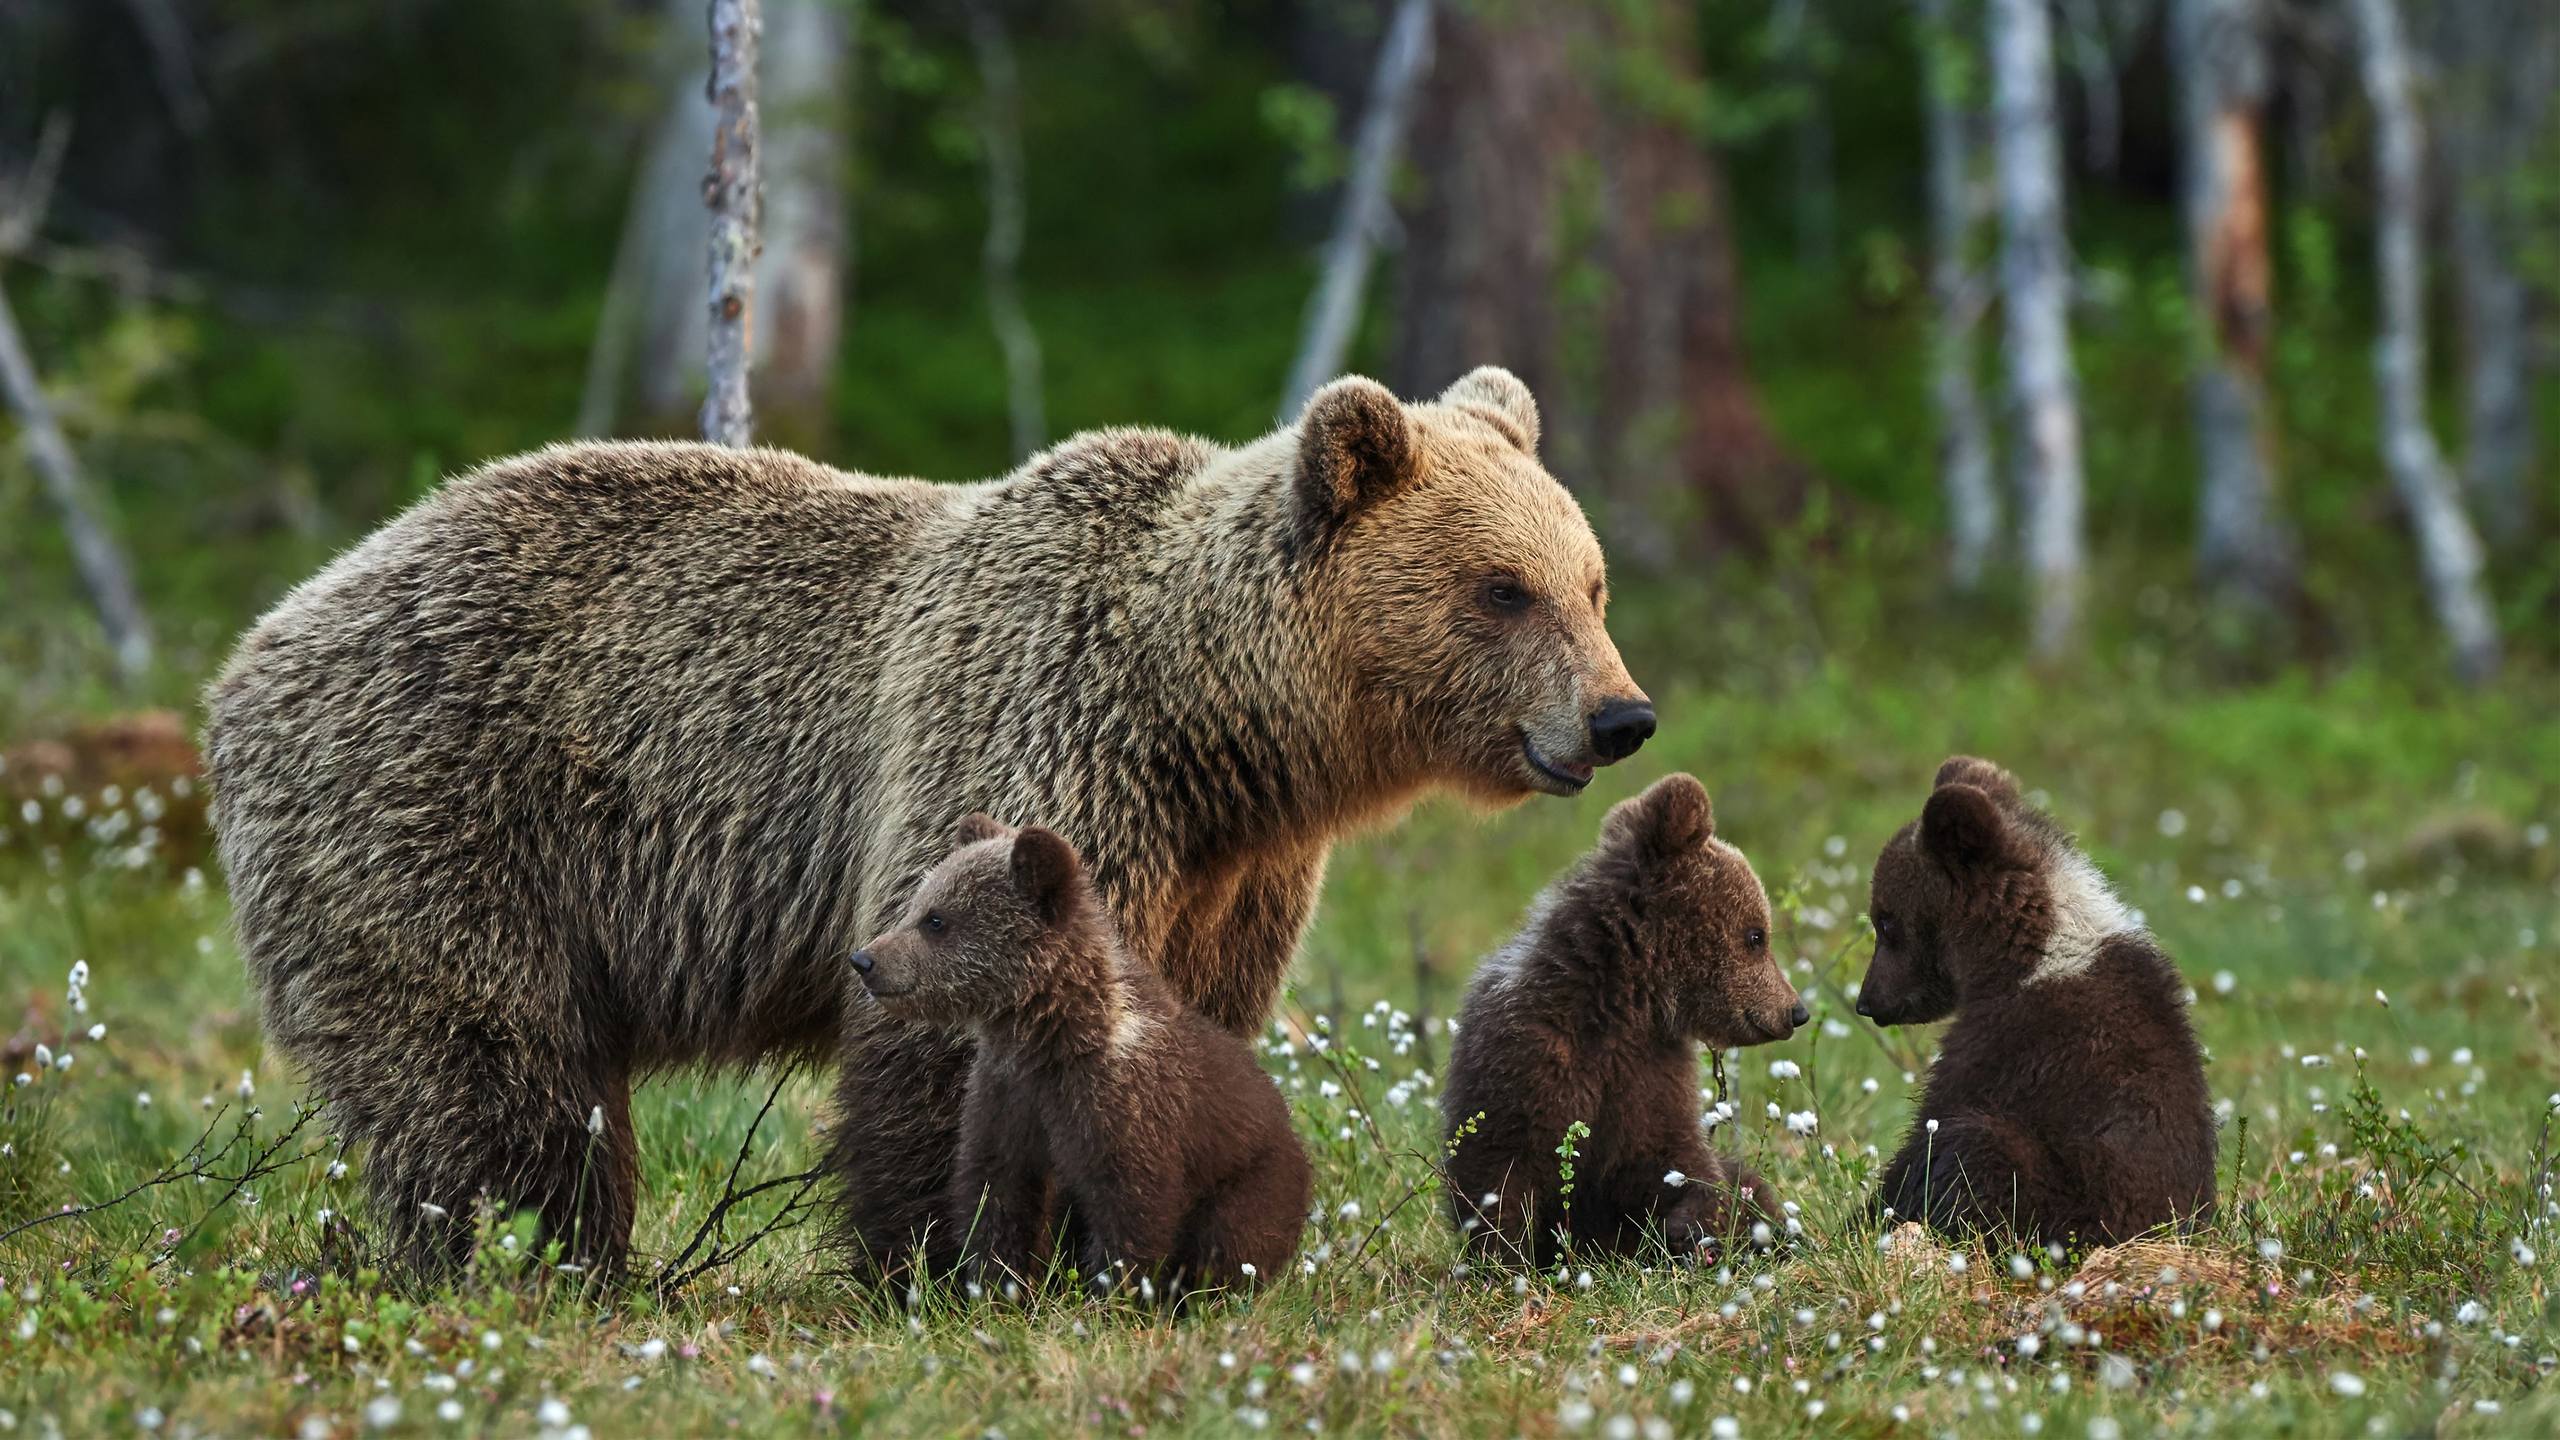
[850,813,1103,1029]
[1858,756,2125,1024]
[1592,774,1805,1047]
[1293,367,1652,805]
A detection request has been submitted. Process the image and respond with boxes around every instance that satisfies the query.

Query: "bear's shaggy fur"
[1858,757,2216,1245]
[1441,775,1805,1266]
[855,815,1309,1298]
[204,368,1648,1273]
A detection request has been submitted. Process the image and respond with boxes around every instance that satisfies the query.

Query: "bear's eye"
[1480,576,1532,614]
[922,912,946,936]
[1745,926,1767,950]
[1873,913,1899,942]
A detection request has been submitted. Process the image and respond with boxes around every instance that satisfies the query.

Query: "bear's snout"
[1789,1000,1811,1031]
[1587,699,1656,763]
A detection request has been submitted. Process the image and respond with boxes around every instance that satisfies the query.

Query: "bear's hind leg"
[1177,1140,1312,1296]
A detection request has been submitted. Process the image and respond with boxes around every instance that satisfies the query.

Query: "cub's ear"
[1932,755,2021,803]
[1437,366,1540,455]
[955,811,1011,846]
[1297,376,1416,525]
[1920,784,2012,868]
[1009,826,1086,927]
[1602,773,1715,863]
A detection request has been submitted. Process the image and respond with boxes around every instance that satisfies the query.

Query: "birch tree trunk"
[701,0,764,447]
[967,0,1044,463]
[2350,0,2499,683]
[2175,0,2295,610]
[1915,0,1999,590]
[602,0,850,440]
[0,281,153,681]
[2438,0,2553,542]
[755,0,853,441]
[1280,0,1433,421]
[1988,0,2086,659]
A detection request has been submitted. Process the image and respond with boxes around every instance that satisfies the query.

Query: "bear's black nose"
[849,949,874,975]
[1587,699,1656,763]
[1789,1001,1810,1031]
[1853,995,1874,1019]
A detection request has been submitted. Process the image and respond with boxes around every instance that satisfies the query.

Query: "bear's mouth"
[861,974,918,1001]
[1519,731,1594,795]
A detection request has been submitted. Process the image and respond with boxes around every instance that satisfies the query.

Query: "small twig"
[0,1106,231,1250]
[150,1103,331,1268]
[651,1073,821,1296]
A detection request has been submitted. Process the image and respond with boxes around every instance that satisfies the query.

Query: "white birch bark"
[967,0,1045,463]
[1774,0,1837,265]
[2350,0,2499,682]
[2176,0,2294,606]
[1916,0,1999,589]
[701,0,764,447]
[1281,0,1434,422]
[0,281,153,681]
[1989,0,2085,659]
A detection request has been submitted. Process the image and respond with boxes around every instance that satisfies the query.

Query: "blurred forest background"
[1,0,2556,724]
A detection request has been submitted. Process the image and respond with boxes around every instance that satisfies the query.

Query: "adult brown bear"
[204,368,1655,1274]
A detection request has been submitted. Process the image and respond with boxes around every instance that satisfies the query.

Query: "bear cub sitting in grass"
[1858,757,2215,1246]
[852,815,1310,1298]
[1442,774,1807,1266]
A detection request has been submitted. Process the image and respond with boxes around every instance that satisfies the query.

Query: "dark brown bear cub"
[1860,757,2216,1246]
[852,815,1310,1297]
[1441,774,1806,1267]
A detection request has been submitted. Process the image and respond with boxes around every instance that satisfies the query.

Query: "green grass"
[4,578,2556,1438]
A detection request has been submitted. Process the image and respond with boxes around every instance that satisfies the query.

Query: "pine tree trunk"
[701,0,765,447]
[2176,0,2295,611]
[1394,0,1796,557]
[1989,0,2086,659]
[1915,0,2000,590]
[2350,0,2500,683]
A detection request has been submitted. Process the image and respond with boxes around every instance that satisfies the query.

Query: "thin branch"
[651,1072,823,1296]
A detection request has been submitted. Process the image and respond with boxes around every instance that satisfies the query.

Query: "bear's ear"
[1920,784,2012,869]
[1603,773,1714,864]
[1009,826,1086,927]
[1932,756,2021,803]
[955,811,1010,846]
[1297,376,1417,526]
[1437,366,1540,455]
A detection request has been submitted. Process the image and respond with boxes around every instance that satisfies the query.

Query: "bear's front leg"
[1879,1110,2050,1238]
[948,1067,1057,1295]
[830,1005,978,1279]
[1065,1151,1184,1299]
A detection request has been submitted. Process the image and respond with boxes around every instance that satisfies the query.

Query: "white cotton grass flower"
[1664,1170,1688,1188]
[2328,1371,2366,1398]
[1784,1110,1818,1136]
[419,1202,450,1220]
[2513,1237,2539,1267]
[1767,1060,1801,1080]
[237,1069,257,1100]
[588,1106,606,1137]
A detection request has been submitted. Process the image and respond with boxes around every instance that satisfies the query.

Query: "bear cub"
[852,814,1310,1297]
[1859,757,2216,1245]
[1442,774,1807,1266]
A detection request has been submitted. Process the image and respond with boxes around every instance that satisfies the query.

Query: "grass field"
[3,578,2557,1439]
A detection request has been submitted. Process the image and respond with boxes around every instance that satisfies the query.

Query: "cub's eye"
[1745,926,1767,950]
[922,912,946,936]
[1872,913,1899,942]
[1480,576,1532,614]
